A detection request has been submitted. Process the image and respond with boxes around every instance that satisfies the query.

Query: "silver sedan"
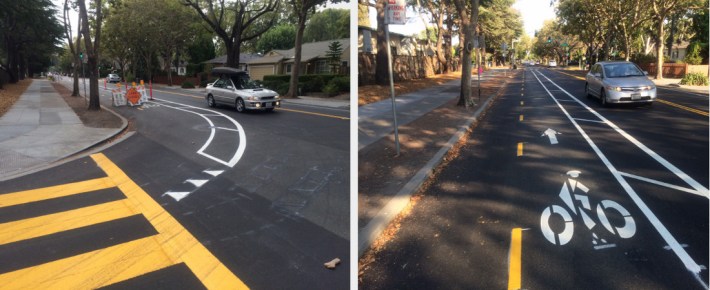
[585,61,656,106]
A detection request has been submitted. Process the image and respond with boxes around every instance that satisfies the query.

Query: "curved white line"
[150,98,246,168]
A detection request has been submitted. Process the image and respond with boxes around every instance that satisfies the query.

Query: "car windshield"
[603,63,644,78]
[230,76,260,89]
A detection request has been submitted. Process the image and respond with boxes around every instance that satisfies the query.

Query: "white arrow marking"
[203,170,224,177]
[541,128,561,144]
[163,191,192,202]
[186,179,209,187]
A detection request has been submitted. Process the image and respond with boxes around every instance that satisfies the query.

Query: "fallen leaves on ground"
[358,71,464,106]
[0,79,33,117]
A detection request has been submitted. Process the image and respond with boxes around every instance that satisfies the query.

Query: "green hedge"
[262,74,342,94]
[181,81,196,89]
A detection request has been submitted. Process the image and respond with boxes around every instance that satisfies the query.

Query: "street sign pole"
[385,0,406,156]
[385,26,400,156]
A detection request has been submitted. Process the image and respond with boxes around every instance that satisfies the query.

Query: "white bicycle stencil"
[540,170,636,250]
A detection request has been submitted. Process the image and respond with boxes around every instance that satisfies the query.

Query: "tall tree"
[255,24,296,53]
[649,0,702,79]
[183,0,280,68]
[303,8,349,42]
[284,0,343,98]
[63,0,83,96]
[77,0,103,110]
[452,0,478,108]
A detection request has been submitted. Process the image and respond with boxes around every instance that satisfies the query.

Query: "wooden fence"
[638,63,686,78]
[358,53,436,85]
[152,75,200,86]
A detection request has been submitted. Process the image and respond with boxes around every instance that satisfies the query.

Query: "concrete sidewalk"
[358,69,501,150]
[0,79,126,180]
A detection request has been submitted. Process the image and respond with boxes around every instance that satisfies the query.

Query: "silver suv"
[107,73,120,83]
[205,67,280,113]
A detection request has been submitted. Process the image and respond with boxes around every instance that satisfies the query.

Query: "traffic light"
[79,52,83,59]
[547,37,552,43]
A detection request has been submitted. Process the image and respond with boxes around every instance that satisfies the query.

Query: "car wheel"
[207,95,216,108]
[236,98,246,113]
[585,83,591,98]
[600,90,609,107]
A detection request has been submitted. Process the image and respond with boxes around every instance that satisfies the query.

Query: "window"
[315,60,328,74]
[285,64,292,73]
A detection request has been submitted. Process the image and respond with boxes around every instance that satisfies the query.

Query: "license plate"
[631,93,641,100]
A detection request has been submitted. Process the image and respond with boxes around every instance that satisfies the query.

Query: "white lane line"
[212,127,240,132]
[536,71,709,197]
[573,118,605,124]
[618,171,706,198]
[556,99,577,102]
[151,98,246,168]
[531,70,706,282]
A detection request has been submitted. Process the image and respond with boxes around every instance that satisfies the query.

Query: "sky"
[512,0,557,38]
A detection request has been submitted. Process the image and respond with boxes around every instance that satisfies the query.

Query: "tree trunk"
[375,0,389,85]
[655,17,664,79]
[455,0,478,108]
[286,13,307,98]
[225,38,240,68]
[435,9,447,74]
[72,60,80,96]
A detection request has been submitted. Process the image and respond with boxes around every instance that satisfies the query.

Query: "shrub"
[679,73,709,86]
[329,76,349,92]
[323,82,339,96]
[181,81,195,89]
[275,83,290,96]
[684,42,704,65]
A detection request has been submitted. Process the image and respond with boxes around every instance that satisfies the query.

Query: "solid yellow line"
[508,228,523,290]
[656,99,709,116]
[0,236,174,289]
[279,108,350,120]
[0,177,115,208]
[91,153,248,289]
[517,143,524,156]
[153,89,349,120]
[519,115,524,122]
[0,200,135,246]
[556,70,585,80]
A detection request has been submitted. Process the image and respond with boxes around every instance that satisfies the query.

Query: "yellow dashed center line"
[508,228,523,290]
[517,142,524,156]
[519,115,524,122]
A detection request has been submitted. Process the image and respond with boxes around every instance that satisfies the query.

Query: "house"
[246,38,350,81]
[202,53,263,72]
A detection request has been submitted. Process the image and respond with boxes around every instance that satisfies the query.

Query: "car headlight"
[245,96,257,101]
[606,85,622,92]
[274,95,280,99]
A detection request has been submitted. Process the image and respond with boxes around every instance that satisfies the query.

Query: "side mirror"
[643,71,648,76]
[593,73,601,78]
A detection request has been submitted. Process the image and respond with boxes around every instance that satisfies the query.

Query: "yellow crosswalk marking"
[0,237,173,289]
[91,153,247,289]
[0,153,247,289]
[0,177,115,208]
[0,200,135,246]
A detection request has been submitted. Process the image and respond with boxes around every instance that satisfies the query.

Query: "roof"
[203,53,262,64]
[248,38,350,65]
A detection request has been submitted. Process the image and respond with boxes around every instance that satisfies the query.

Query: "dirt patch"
[0,79,33,117]
[358,71,465,106]
[51,82,123,129]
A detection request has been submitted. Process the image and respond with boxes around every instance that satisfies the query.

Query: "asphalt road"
[0,80,350,289]
[360,67,708,289]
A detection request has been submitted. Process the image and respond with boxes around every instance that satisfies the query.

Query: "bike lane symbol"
[540,170,637,250]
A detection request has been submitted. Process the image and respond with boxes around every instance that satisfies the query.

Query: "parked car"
[107,73,120,83]
[205,67,280,112]
[585,61,656,106]
[548,60,557,67]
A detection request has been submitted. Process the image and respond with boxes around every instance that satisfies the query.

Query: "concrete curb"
[358,73,516,257]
